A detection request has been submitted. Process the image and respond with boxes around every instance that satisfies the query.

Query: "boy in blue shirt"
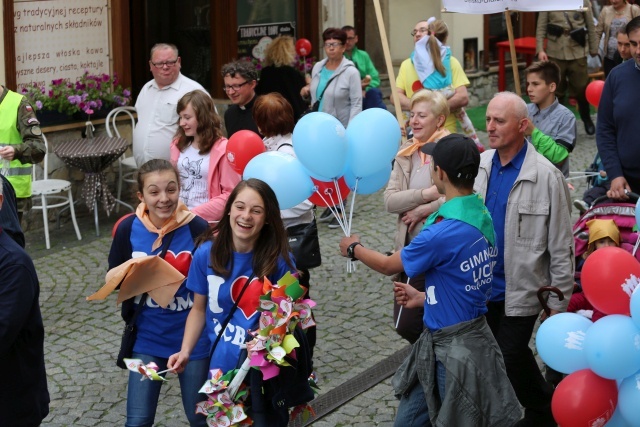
[339,134,519,426]
[524,61,577,178]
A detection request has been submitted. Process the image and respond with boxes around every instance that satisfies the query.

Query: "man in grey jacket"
[474,92,574,427]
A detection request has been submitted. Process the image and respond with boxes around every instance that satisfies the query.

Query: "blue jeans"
[126,352,209,427]
[363,87,388,110]
[394,360,446,427]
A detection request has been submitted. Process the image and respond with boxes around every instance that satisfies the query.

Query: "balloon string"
[345,179,359,273]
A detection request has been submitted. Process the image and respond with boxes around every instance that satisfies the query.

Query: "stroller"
[573,193,640,281]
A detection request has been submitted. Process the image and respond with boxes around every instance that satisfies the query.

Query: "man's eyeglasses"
[150,59,179,68]
[223,81,250,92]
[346,36,356,41]
[410,28,429,37]
[324,42,343,48]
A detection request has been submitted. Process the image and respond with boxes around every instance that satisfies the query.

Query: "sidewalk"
[32,126,597,426]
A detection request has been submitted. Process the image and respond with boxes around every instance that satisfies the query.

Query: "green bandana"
[423,193,495,246]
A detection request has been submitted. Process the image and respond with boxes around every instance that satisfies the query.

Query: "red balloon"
[585,80,605,108]
[226,130,265,174]
[551,369,617,427]
[295,38,312,57]
[309,177,350,207]
[582,246,640,315]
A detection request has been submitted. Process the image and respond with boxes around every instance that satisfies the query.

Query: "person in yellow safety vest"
[0,84,46,220]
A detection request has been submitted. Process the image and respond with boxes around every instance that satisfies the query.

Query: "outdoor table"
[53,135,134,236]
[497,36,538,92]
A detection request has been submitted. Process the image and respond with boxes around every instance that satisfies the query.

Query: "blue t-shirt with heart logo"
[109,215,210,360]
[187,240,291,372]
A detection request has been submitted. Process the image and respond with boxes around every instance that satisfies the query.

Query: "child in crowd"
[568,218,621,321]
[170,90,241,222]
[412,19,483,151]
[524,61,577,178]
[109,159,210,427]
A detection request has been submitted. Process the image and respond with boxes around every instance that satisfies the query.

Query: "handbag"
[116,231,175,369]
[286,219,322,269]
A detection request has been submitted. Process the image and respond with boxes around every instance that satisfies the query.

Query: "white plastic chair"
[106,106,137,212]
[31,134,82,249]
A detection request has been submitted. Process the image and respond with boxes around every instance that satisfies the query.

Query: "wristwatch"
[346,242,363,261]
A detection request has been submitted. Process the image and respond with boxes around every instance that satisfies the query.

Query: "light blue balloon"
[345,108,401,178]
[585,315,640,379]
[535,312,593,374]
[344,163,392,195]
[243,151,313,210]
[292,112,348,179]
[631,289,640,330]
[617,371,640,426]
[604,405,632,427]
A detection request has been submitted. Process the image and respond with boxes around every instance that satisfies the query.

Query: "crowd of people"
[3,5,640,426]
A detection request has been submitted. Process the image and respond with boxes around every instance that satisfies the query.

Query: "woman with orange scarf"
[109,159,210,427]
[383,90,450,344]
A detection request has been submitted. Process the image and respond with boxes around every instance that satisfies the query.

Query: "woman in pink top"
[170,90,241,222]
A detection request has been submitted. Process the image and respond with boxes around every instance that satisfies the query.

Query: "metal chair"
[30,134,82,249]
[106,106,137,212]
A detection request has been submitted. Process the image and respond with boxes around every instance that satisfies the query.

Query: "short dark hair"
[221,60,258,81]
[252,93,295,137]
[322,27,347,44]
[525,61,561,86]
[433,159,476,190]
[341,25,356,34]
[626,16,640,35]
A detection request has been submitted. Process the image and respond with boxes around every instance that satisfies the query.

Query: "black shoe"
[583,117,595,135]
[317,208,333,223]
[327,216,341,229]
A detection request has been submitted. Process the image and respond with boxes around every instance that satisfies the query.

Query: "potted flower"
[21,71,132,126]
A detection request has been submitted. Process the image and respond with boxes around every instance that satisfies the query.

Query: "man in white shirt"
[133,43,209,166]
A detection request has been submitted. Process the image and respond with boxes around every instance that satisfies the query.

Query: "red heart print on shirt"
[231,276,263,320]
[163,250,193,276]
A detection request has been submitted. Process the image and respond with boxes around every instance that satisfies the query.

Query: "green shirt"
[344,46,380,90]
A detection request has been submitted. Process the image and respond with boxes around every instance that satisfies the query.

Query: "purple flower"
[84,107,94,115]
[51,78,64,86]
[123,89,131,97]
[102,74,110,82]
[35,101,43,110]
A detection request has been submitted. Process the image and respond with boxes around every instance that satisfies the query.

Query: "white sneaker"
[574,199,589,213]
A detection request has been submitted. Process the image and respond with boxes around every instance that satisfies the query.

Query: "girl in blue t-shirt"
[168,178,298,426]
[109,159,210,427]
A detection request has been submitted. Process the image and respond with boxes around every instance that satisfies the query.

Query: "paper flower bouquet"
[195,272,316,426]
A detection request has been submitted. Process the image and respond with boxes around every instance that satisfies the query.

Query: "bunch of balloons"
[535,246,640,426]
[239,109,400,224]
